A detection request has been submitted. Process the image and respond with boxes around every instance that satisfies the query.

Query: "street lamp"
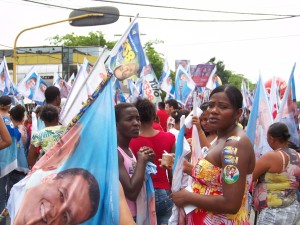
[13,6,119,83]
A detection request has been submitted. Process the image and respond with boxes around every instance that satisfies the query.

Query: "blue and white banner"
[109,15,146,81]
[159,58,175,99]
[175,65,196,105]
[275,63,299,146]
[8,76,120,225]
[246,76,273,159]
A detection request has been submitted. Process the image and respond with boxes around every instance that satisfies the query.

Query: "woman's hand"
[170,189,190,207]
[137,146,155,162]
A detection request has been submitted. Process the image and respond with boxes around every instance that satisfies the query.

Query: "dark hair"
[0,95,12,107]
[114,103,135,123]
[165,99,179,110]
[40,105,59,123]
[200,102,209,111]
[27,77,37,82]
[171,109,190,124]
[10,105,25,122]
[209,85,243,110]
[158,102,165,110]
[268,122,291,142]
[55,168,100,220]
[135,98,156,123]
[45,86,60,104]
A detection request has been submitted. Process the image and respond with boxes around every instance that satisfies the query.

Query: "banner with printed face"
[32,76,49,105]
[17,67,39,100]
[0,57,16,96]
[175,65,196,105]
[191,64,215,87]
[159,58,175,99]
[7,76,120,225]
[109,15,146,81]
[246,76,273,159]
[175,60,190,75]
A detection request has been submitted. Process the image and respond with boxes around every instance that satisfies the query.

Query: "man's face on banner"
[25,78,36,89]
[114,62,139,81]
[18,174,92,225]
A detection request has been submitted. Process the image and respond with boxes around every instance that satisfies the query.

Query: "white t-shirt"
[168,128,191,155]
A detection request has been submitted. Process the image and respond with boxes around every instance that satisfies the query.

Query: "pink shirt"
[118,146,137,217]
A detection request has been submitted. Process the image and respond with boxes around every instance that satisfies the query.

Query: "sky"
[1,0,300,98]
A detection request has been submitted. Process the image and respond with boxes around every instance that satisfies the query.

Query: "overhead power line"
[22,0,299,22]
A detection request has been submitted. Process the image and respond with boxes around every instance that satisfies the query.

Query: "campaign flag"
[175,60,190,75]
[246,76,273,159]
[169,115,188,225]
[67,73,75,86]
[141,56,161,104]
[269,76,279,119]
[32,76,49,105]
[17,67,39,100]
[7,75,120,225]
[108,14,146,81]
[53,72,71,99]
[127,78,142,103]
[159,58,175,99]
[0,116,28,178]
[241,80,253,110]
[175,65,196,105]
[113,78,126,105]
[275,63,299,146]
[0,57,15,96]
[60,56,107,126]
[191,64,216,88]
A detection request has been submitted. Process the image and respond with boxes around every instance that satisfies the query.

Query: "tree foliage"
[143,39,164,80]
[47,31,116,49]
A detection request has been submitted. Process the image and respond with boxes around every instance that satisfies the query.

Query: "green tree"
[143,39,164,80]
[47,31,116,49]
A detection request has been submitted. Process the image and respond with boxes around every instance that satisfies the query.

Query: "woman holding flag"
[170,85,255,224]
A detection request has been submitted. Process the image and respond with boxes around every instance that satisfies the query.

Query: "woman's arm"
[0,116,11,150]
[192,116,210,148]
[118,148,153,201]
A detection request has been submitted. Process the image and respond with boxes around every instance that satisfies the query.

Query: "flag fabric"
[191,64,215,87]
[241,80,252,110]
[7,75,120,225]
[141,57,161,104]
[17,67,39,100]
[0,57,15,96]
[108,15,146,82]
[67,73,75,86]
[269,76,279,119]
[246,76,273,159]
[0,116,28,178]
[53,72,71,99]
[175,65,196,105]
[159,58,175,99]
[169,116,188,225]
[275,63,299,146]
[175,60,191,75]
[32,76,49,105]
[127,78,142,103]
[113,78,126,105]
[59,56,106,126]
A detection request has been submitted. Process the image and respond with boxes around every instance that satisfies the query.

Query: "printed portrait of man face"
[39,82,47,93]
[14,168,100,225]
[25,77,36,90]
[114,62,139,81]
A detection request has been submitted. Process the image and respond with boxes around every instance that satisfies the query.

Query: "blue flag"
[246,76,273,159]
[7,76,120,225]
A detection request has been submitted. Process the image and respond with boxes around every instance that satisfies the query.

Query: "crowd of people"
[0,83,299,225]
